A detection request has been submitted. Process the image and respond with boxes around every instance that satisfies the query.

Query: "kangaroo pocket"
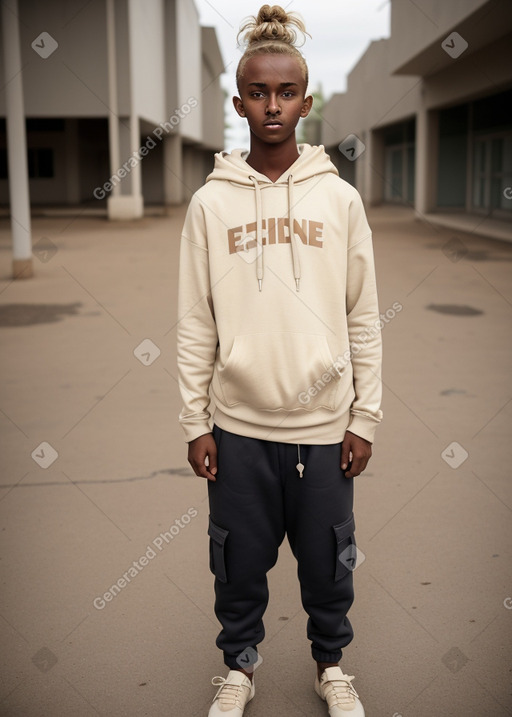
[218,332,342,412]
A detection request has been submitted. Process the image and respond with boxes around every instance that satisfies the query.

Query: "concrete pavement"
[0,204,511,716]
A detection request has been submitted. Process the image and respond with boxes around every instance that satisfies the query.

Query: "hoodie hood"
[206,143,337,186]
[206,144,338,291]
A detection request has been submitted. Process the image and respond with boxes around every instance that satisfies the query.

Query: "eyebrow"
[247,82,298,88]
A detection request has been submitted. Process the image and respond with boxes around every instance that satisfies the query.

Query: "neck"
[246,134,300,182]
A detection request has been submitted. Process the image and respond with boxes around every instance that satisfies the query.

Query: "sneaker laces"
[211,676,250,709]
[322,673,359,708]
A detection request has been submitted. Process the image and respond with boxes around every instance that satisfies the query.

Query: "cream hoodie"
[177,144,383,445]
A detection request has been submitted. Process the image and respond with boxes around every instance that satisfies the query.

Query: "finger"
[199,452,217,481]
[346,456,367,478]
[341,440,351,471]
[195,461,216,482]
[189,458,206,478]
[203,459,217,482]
[188,451,211,480]
[208,442,218,477]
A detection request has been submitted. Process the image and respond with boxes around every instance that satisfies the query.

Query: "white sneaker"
[208,670,255,716]
[315,666,365,716]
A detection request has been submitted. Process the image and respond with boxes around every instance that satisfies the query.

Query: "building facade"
[0,0,225,220]
[322,0,512,240]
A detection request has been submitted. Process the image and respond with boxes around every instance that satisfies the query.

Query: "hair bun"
[258,4,287,25]
[238,4,308,47]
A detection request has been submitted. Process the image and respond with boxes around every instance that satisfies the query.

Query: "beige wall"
[323,23,512,149]
[321,0,512,215]
[390,0,484,72]
[128,0,166,125]
[0,0,223,138]
[0,0,111,117]
[0,0,226,210]
[322,39,420,148]
[175,0,202,143]
[391,0,512,76]
[201,26,225,151]
[423,31,512,109]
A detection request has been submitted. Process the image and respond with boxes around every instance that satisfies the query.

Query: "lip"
[263,120,283,127]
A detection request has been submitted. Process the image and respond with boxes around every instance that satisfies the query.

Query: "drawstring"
[288,175,301,291]
[296,444,304,477]
[248,174,302,292]
[249,176,264,291]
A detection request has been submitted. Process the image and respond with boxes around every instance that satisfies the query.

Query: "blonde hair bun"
[238,4,309,47]
[236,5,310,89]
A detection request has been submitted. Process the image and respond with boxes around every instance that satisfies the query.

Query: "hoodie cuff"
[345,414,381,444]
[181,421,213,444]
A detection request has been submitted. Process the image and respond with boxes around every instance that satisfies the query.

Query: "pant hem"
[223,652,258,670]
[312,648,343,663]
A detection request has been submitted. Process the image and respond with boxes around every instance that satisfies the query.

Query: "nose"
[266,93,281,115]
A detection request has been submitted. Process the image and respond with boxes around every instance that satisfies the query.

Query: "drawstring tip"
[296,445,304,477]
[295,278,300,291]
[258,279,262,292]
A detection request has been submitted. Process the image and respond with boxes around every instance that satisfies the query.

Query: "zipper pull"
[296,445,304,477]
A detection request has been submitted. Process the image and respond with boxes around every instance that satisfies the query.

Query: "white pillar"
[106,0,143,219]
[129,113,141,197]
[163,133,183,204]
[126,0,142,213]
[1,0,33,278]
[106,0,120,199]
[415,106,437,217]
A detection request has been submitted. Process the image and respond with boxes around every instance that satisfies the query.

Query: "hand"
[341,430,372,478]
[187,432,218,481]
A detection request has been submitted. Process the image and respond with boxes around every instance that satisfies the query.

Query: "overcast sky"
[195,0,391,149]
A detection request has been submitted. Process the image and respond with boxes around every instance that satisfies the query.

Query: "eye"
[250,91,265,98]
[282,91,295,98]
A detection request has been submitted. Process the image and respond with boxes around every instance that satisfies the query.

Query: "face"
[233,53,312,145]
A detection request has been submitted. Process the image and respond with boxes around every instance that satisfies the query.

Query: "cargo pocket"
[333,513,356,581]
[208,516,229,584]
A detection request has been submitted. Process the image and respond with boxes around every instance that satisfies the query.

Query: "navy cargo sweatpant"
[207,424,357,670]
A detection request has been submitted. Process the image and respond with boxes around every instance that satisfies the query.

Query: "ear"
[233,96,246,117]
[300,94,313,119]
